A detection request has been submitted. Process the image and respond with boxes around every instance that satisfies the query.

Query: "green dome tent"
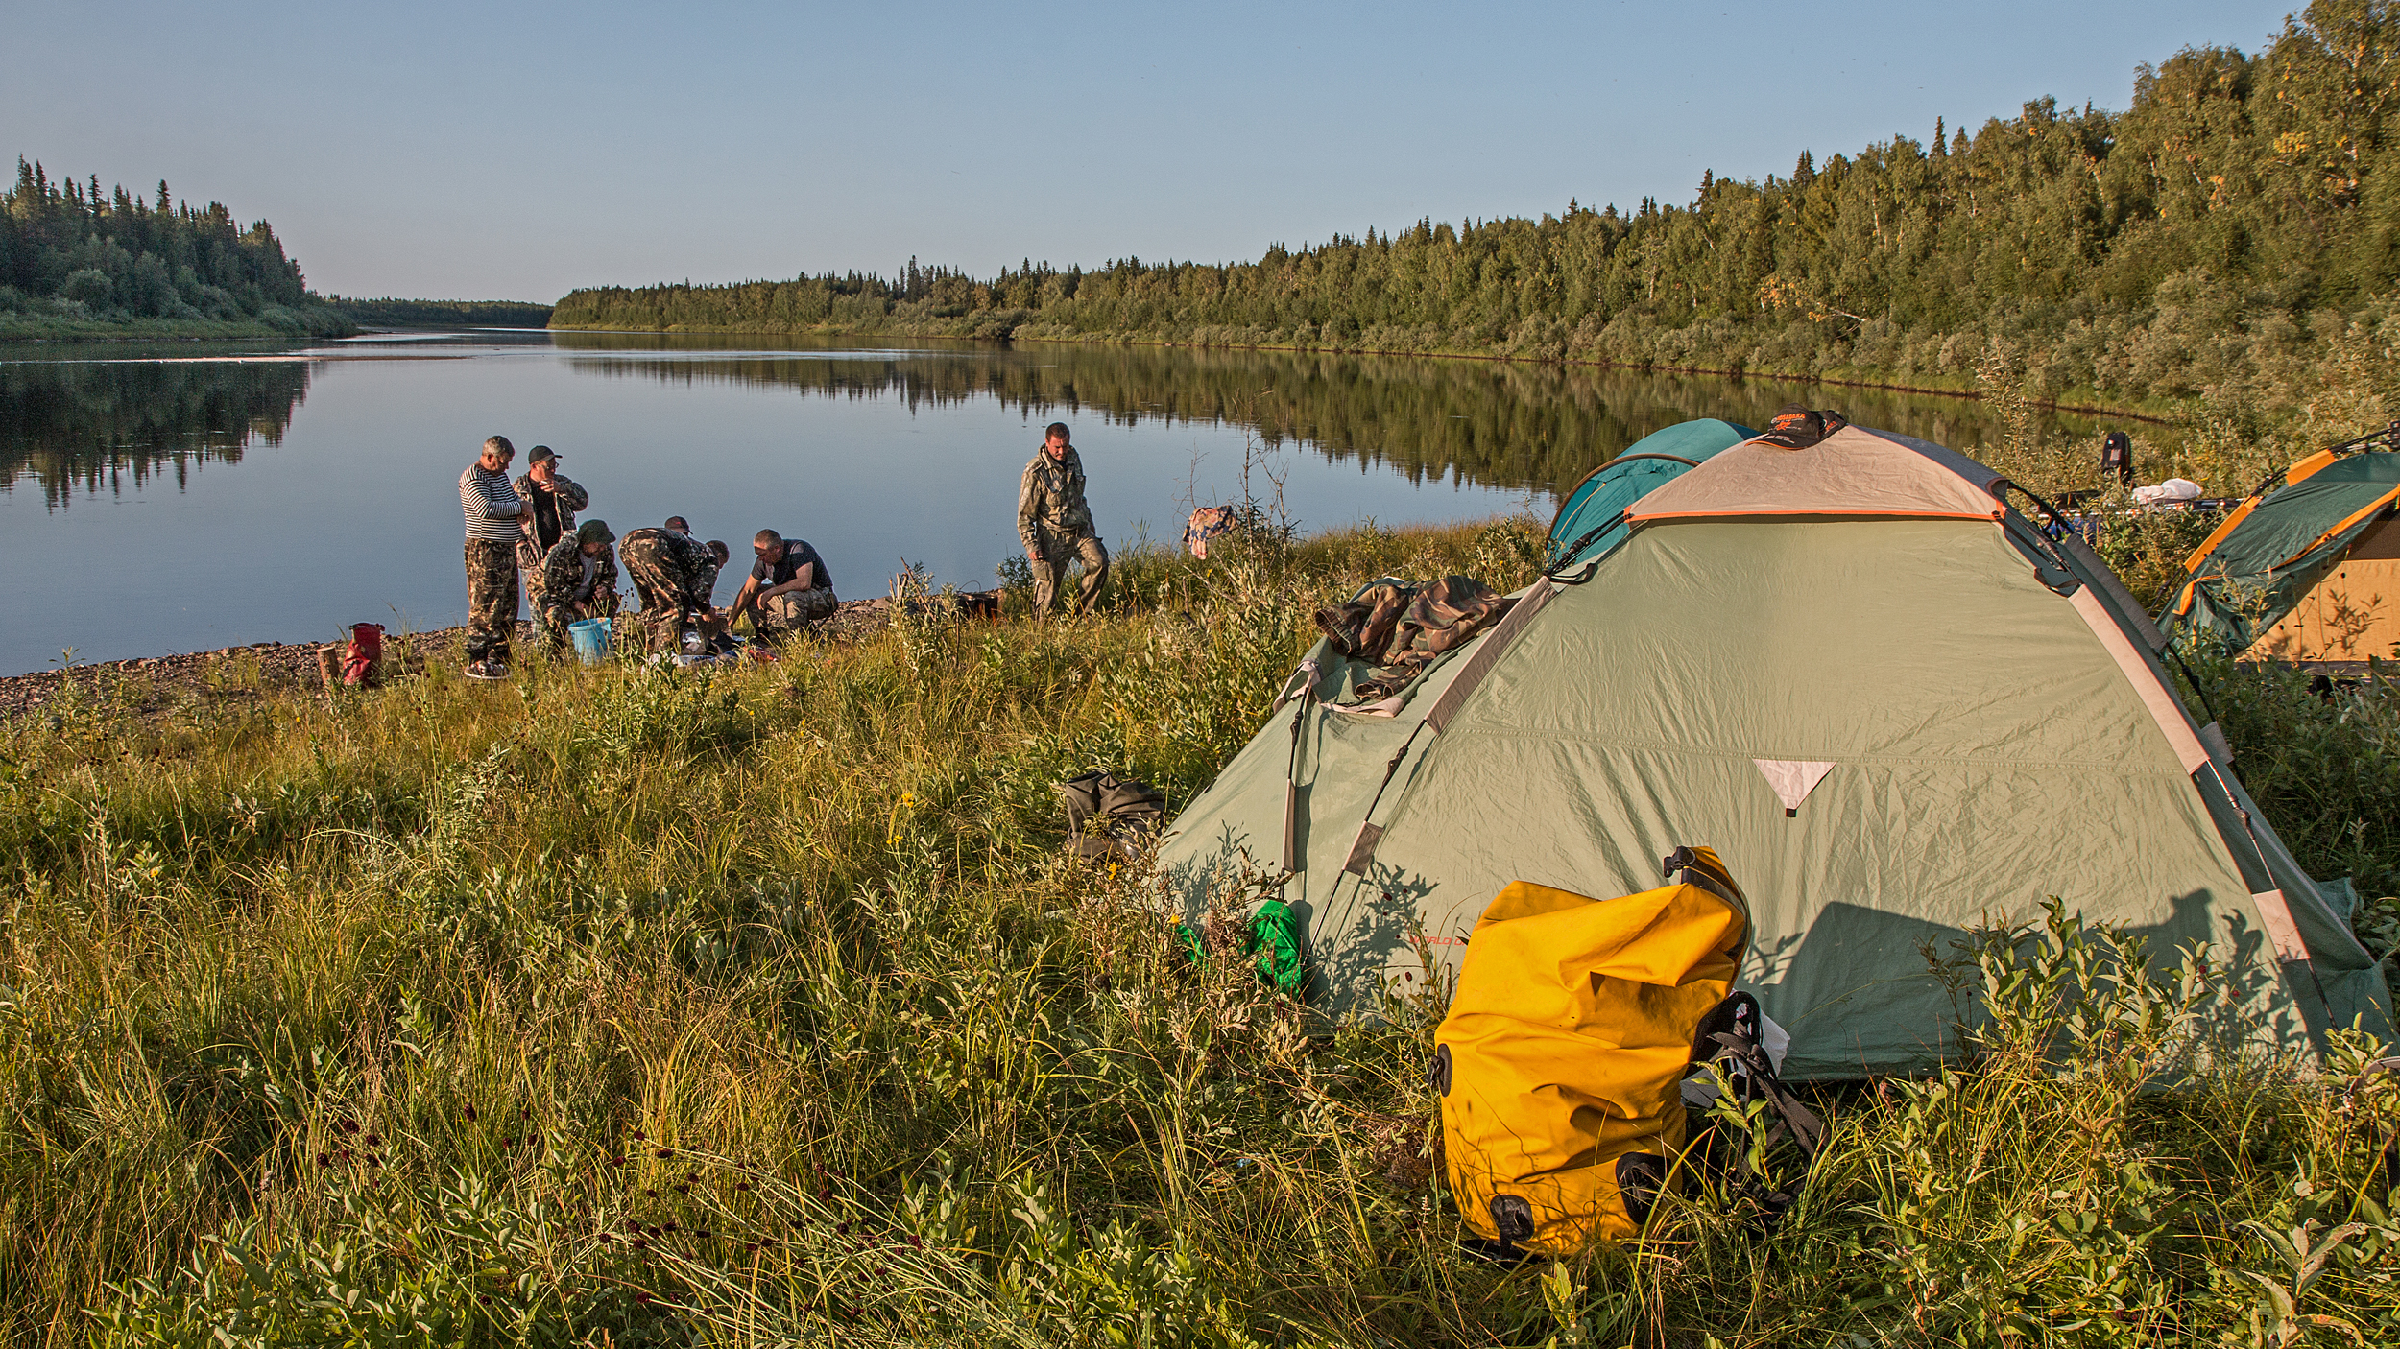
[1158,422,2390,1078]
[1547,418,1756,570]
[2163,439,2400,662]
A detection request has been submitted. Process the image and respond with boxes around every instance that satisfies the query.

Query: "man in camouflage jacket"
[537,520,620,652]
[1017,421,1109,617]
[514,446,589,610]
[618,524,728,651]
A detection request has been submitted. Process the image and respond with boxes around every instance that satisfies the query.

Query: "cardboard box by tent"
[1155,421,2391,1079]
[2164,444,2400,663]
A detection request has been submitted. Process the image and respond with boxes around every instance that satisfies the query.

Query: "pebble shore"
[0,589,1005,722]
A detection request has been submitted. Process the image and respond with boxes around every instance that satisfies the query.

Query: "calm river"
[0,331,2121,674]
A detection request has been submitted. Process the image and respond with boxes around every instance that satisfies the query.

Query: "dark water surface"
[0,331,2118,674]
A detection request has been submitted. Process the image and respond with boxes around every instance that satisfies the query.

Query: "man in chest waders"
[1018,421,1108,618]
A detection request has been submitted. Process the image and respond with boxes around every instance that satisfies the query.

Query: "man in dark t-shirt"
[731,529,838,641]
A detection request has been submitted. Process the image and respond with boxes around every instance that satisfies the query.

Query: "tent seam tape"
[1629,507,2004,522]
[2067,587,2211,775]
[2248,888,2313,965]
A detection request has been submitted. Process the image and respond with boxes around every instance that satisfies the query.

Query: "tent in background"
[1546,418,1755,570]
[1157,421,2390,1078]
[2164,441,2400,663]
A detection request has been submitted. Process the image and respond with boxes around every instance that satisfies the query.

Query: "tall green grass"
[3,519,2396,1347]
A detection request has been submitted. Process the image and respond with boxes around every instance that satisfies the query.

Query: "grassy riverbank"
[4,516,2398,1347]
[0,308,353,343]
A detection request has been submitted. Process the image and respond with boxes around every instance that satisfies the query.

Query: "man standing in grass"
[514,445,588,612]
[459,435,523,679]
[730,529,838,643]
[1018,421,1108,617]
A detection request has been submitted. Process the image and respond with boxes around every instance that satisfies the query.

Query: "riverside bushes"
[3,518,2397,1347]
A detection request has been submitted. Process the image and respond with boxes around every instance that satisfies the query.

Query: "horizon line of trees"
[0,159,348,334]
[552,0,2400,412]
[329,297,554,329]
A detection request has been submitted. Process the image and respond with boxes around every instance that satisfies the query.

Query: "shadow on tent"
[1748,891,2297,1076]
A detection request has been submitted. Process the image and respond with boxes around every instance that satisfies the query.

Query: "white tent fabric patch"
[1753,759,1836,814]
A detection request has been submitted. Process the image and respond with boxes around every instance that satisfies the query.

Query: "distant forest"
[330,297,554,329]
[553,2,2400,412]
[0,160,351,338]
[552,332,2103,499]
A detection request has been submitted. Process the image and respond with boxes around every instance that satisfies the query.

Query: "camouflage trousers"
[637,608,729,654]
[620,534,702,619]
[755,587,839,639]
[519,536,557,610]
[1033,532,1109,617]
[464,539,519,664]
[539,592,617,653]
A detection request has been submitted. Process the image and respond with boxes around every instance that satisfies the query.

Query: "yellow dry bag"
[1433,846,1767,1255]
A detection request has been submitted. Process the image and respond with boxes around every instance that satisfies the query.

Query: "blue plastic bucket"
[568,618,610,665]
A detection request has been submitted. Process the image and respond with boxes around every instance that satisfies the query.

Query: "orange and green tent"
[2164,442,2400,662]
[1158,421,2390,1078]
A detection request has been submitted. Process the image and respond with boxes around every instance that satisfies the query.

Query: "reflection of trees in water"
[556,333,2121,497]
[0,360,312,508]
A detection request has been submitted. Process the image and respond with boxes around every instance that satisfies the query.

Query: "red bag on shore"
[343,623,384,687]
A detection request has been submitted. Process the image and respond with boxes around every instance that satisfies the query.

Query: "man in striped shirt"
[459,435,524,679]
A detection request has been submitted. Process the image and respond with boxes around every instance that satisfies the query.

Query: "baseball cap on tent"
[1156,419,2390,1078]
[1547,418,1756,571]
[2163,430,2400,663]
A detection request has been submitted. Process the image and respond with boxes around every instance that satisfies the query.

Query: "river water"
[0,331,2123,675]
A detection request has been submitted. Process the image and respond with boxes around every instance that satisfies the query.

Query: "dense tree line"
[329,297,553,329]
[553,333,2098,498]
[0,159,349,336]
[554,1,2400,411]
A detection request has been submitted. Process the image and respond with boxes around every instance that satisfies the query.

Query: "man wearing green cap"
[514,445,589,612]
[538,519,620,654]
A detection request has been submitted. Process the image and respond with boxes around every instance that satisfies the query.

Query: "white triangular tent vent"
[1753,759,1836,815]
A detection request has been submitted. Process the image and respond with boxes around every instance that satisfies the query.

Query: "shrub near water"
[0,518,2395,1347]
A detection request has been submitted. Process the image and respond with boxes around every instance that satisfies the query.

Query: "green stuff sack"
[1434,847,1751,1254]
[1170,900,1308,997]
[1245,898,1306,994]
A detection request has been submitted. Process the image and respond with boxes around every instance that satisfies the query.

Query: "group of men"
[453,419,1110,679]
[456,435,838,679]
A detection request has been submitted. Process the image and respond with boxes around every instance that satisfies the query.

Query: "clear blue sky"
[5,0,2304,302]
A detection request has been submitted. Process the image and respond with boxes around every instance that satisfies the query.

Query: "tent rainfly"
[1157,421,2391,1079]
[2164,436,2400,663]
[1546,418,1755,571]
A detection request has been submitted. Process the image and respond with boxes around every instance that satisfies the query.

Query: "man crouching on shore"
[730,529,838,643]
[619,522,731,652]
[538,520,619,653]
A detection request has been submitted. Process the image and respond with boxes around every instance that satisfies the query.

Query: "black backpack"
[1054,770,1166,863]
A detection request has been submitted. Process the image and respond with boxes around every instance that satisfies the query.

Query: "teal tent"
[1547,419,1755,570]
